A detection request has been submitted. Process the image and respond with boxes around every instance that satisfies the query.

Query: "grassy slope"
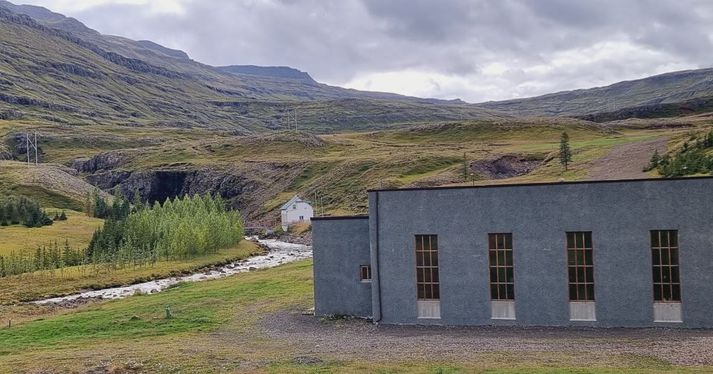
[0,260,708,373]
[4,117,704,223]
[0,240,262,304]
[0,209,102,256]
[0,160,104,210]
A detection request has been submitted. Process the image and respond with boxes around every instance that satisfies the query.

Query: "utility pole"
[26,132,38,166]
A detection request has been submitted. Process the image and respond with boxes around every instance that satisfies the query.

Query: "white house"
[280,195,314,231]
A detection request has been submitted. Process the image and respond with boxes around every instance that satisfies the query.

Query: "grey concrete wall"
[313,216,372,318]
[369,178,713,327]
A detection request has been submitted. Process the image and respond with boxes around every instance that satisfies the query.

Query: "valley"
[1,0,713,372]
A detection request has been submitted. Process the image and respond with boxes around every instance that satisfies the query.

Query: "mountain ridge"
[217,65,317,84]
[0,2,500,131]
[478,67,713,120]
[3,0,713,129]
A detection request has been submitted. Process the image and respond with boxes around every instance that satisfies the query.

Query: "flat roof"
[367,175,713,193]
[312,215,369,221]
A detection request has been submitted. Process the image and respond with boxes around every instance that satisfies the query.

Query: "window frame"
[488,233,514,301]
[359,265,371,282]
[415,234,440,301]
[651,230,681,303]
[566,231,595,302]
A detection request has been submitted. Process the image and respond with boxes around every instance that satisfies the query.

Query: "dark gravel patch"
[260,311,713,366]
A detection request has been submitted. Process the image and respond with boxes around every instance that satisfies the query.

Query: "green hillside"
[0,5,500,132]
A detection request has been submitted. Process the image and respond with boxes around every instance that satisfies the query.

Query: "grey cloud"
[25,0,713,102]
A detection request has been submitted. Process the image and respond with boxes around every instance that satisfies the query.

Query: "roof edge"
[368,175,713,193]
[312,215,369,221]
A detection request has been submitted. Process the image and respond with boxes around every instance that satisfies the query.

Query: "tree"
[645,150,661,172]
[58,210,68,221]
[462,152,468,182]
[559,131,573,171]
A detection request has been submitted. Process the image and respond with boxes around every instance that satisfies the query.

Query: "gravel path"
[260,311,713,367]
[588,137,668,180]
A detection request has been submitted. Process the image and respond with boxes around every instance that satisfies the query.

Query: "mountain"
[0,2,500,132]
[478,68,713,121]
[217,65,317,84]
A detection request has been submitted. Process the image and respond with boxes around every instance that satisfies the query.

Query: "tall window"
[567,232,594,301]
[488,233,514,300]
[416,235,439,300]
[651,230,680,302]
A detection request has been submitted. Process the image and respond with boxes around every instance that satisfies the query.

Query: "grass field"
[0,209,103,256]
[1,260,711,373]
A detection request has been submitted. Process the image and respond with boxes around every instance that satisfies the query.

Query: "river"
[34,238,312,305]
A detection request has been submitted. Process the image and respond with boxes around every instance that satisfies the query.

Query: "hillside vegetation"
[3,116,706,225]
[481,69,713,121]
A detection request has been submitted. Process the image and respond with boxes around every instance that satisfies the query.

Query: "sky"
[15,0,713,103]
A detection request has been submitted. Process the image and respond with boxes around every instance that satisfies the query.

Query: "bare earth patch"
[261,311,713,367]
[470,155,542,179]
[588,137,668,180]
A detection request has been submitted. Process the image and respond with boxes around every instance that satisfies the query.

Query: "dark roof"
[311,215,369,221]
[367,175,713,193]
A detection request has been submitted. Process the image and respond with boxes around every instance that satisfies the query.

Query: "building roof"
[312,215,369,221]
[281,195,307,210]
[367,175,713,193]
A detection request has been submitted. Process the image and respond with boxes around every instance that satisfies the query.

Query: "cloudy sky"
[17,0,713,103]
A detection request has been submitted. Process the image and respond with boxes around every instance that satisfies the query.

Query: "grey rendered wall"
[370,178,713,327]
[313,217,372,318]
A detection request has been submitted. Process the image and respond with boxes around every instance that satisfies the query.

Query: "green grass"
[0,260,710,373]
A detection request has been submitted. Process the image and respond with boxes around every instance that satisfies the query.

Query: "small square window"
[360,265,371,282]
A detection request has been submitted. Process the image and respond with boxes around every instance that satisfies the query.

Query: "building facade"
[281,195,314,231]
[312,177,713,328]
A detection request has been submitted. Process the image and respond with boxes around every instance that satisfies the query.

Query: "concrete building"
[281,195,314,231]
[312,177,713,328]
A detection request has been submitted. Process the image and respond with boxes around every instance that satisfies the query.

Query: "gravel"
[261,311,713,366]
[588,137,668,180]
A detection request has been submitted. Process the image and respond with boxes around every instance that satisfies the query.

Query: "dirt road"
[587,137,668,180]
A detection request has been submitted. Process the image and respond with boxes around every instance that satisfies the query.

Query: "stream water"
[34,238,312,305]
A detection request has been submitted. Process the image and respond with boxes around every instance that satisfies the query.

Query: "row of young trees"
[0,240,83,277]
[1,192,244,278]
[0,196,55,228]
[646,130,713,177]
[87,194,244,266]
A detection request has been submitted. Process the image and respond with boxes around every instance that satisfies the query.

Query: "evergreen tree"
[559,131,573,171]
[649,150,660,168]
[59,210,68,221]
